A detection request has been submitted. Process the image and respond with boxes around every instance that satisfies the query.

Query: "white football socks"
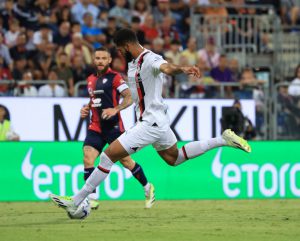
[73,152,114,206]
[174,137,226,166]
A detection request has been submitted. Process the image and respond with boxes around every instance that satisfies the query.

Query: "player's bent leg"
[157,144,179,166]
[104,139,130,162]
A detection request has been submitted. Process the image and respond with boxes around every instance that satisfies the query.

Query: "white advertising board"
[0,98,255,141]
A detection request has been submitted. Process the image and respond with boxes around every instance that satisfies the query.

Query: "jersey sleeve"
[150,54,168,75]
[112,74,129,93]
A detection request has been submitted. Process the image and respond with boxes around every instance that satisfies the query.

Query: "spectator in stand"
[281,0,300,25]
[0,55,13,96]
[140,13,159,42]
[34,0,57,28]
[71,0,99,25]
[277,85,300,138]
[169,0,187,20]
[132,0,150,24]
[81,12,106,49]
[102,17,120,47]
[159,16,180,49]
[238,67,265,99]
[164,39,182,65]
[65,32,92,65]
[56,5,73,26]
[211,55,234,82]
[0,33,13,70]
[33,23,53,51]
[109,0,131,27]
[288,64,300,98]
[229,58,240,83]
[25,28,36,52]
[179,36,198,65]
[130,16,146,45]
[12,0,38,30]
[37,42,56,78]
[96,9,109,29]
[71,54,93,97]
[14,70,38,97]
[0,0,14,31]
[202,0,228,25]
[53,52,74,96]
[9,33,29,61]
[53,21,71,47]
[152,37,165,57]
[238,67,265,134]
[210,54,235,98]
[12,55,27,81]
[0,16,5,38]
[152,0,174,24]
[38,69,66,97]
[71,22,82,35]
[198,37,220,70]
[4,18,21,49]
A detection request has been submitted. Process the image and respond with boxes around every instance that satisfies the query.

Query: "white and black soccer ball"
[67,198,91,220]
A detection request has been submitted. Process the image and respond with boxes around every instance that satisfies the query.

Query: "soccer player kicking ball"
[50,29,251,216]
[79,47,154,209]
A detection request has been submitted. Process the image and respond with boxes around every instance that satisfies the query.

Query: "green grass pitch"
[0,200,299,241]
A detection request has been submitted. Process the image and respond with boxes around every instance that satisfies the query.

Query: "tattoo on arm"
[116,88,133,112]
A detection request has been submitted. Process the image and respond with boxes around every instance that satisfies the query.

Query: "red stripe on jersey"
[182,146,189,160]
[135,51,149,118]
[136,81,145,117]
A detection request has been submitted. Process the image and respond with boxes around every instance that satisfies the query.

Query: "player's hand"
[80,105,90,118]
[102,108,118,120]
[181,66,201,78]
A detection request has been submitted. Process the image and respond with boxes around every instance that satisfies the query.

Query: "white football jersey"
[127,49,169,124]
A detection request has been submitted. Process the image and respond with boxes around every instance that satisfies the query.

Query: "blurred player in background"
[79,47,154,209]
[50,29,251,216]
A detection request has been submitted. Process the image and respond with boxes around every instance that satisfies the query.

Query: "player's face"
[94,51,112,71]
[117,44,133,62]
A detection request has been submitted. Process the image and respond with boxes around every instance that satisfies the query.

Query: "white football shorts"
[118,120,177,154]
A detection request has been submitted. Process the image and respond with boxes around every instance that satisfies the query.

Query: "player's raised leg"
[120,156,155,208]
[158,129,251,166]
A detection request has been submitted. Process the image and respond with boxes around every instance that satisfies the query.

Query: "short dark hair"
[113,28,138,46]
[131,16,141,23]
[94,46,110,54]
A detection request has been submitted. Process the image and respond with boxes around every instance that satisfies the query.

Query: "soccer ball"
[67,198,91,220]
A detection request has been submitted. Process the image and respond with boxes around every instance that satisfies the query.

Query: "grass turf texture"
[0,200,299,241]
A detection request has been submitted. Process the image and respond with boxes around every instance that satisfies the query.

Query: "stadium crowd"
[0,0,300,139]
[0,0,299,97]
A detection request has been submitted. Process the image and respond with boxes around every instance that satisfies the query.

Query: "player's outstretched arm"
[102,89,133,120]
[159,63,201,78]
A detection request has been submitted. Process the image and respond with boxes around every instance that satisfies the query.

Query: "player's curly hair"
[113,28,138,47]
